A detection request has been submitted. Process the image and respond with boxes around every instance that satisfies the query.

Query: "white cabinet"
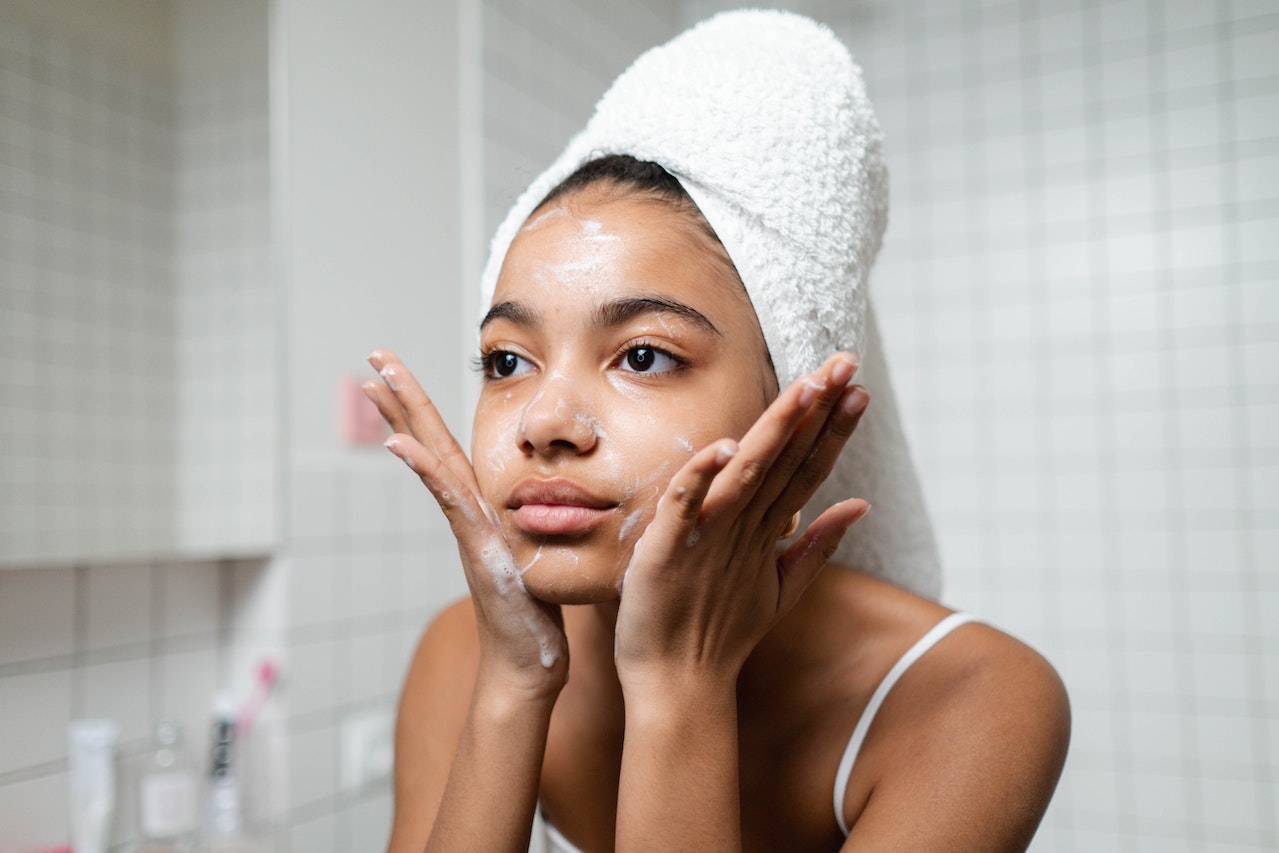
[0,0,277,567]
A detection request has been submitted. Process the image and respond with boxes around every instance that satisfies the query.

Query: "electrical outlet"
[340,707,394,791]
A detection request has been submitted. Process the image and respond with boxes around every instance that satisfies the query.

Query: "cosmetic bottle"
[206,692,241,837]
[67,719,118,853]
[138,721,199,852]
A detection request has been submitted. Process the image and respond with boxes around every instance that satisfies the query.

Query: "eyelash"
[473,340,689,380]
[611,338,689,374]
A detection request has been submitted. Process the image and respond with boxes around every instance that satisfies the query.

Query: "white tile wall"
[174,65,276,555]
[684,0,1279,849]
[0,1,276,568]
[480,0,681,238]
[0,5,282,848]
[0,558,248,853]
[0,5,176,566]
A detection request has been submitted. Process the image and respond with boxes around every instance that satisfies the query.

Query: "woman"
[369,12,1068,852]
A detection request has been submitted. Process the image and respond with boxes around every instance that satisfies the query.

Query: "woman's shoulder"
[396,594,480,750]
[819,569,1070,848]
[396,598,480,764]
[404,595,480,693]
[389,596,479,852]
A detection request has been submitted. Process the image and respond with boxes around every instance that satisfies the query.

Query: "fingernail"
[367,349,384,367]
[798,376,825,409]
[385,437,417,473]
[715,443,737,466]
[842,386,868,415]
[830,357,855,387]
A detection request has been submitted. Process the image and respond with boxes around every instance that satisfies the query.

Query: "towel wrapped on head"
[480,10,941,599]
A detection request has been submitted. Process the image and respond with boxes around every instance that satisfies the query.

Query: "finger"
[384,432,488,533]
[361,380,411,435]
[761,384,869,533]
[704,352,857,514]
[749,354,861,517]
[643,439,738,552]
[368,349,477,490]
[775,499,870,613]
[670,440,739,525]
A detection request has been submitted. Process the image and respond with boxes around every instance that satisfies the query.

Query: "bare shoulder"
[388,597,479,853]
[840,575,1070,851]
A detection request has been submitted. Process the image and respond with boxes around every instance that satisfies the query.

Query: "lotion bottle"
[137,720,199,852]
[67,718,118,853]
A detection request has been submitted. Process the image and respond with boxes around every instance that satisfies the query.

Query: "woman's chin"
[515,546,624,605]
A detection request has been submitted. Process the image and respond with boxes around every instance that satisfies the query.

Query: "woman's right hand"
[364,349,568,700]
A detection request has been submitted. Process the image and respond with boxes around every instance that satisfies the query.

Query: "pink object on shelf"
[237,658,279,735]
[340,375,388,445]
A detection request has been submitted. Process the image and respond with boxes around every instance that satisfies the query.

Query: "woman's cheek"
[472,402,521,499]
[605,428,703,560]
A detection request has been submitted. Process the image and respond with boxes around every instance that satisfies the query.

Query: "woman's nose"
[517,373,600,456]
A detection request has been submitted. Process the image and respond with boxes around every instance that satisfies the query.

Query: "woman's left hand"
[613,352,872,696]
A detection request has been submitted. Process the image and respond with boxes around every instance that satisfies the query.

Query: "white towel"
[479,10,941,599]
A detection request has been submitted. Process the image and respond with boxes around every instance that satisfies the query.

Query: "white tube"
[207,691,241,836]
[67,719,118,853]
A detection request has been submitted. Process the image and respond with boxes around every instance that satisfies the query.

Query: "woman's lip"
[512,504,613,535]
[508,478,615,510]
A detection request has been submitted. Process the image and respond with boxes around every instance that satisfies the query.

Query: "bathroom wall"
[479,0,681,239]
[267,0,469,848]
[680,2,1276,850]
[173,0,277,555]
[0,0,275,567]
[0,0,177,566]
[0,2,279,851]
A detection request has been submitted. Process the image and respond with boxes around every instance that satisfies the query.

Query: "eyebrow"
[481,295,722,336]
[595,296,721,336]
[480,299,537,329]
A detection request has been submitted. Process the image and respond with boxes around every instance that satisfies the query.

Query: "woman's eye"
[620,346,681,373]
[485,351,533,378]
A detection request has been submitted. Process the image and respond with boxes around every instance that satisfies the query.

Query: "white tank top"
[543,612,976,851]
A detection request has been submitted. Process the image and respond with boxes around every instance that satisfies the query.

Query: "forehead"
[493,190,748,311]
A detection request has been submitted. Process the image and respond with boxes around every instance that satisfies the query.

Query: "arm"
[388,600,562,853]
[841,628,1071,852]
[615,668,742,849]
[367,350,567,853]
[613,353,871,850]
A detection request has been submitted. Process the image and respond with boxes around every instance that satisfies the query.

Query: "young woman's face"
[472,187,777,604]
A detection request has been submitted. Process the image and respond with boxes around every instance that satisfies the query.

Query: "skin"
[367,186,1070,852]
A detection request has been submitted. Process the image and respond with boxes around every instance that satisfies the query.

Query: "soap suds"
[618,508,644,542]
[480,537,560,668]
[521,206,570,232]
[574,411,607,441]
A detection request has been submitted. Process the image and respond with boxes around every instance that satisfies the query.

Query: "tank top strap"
[543,815,585,853]
[832,611,977,836]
